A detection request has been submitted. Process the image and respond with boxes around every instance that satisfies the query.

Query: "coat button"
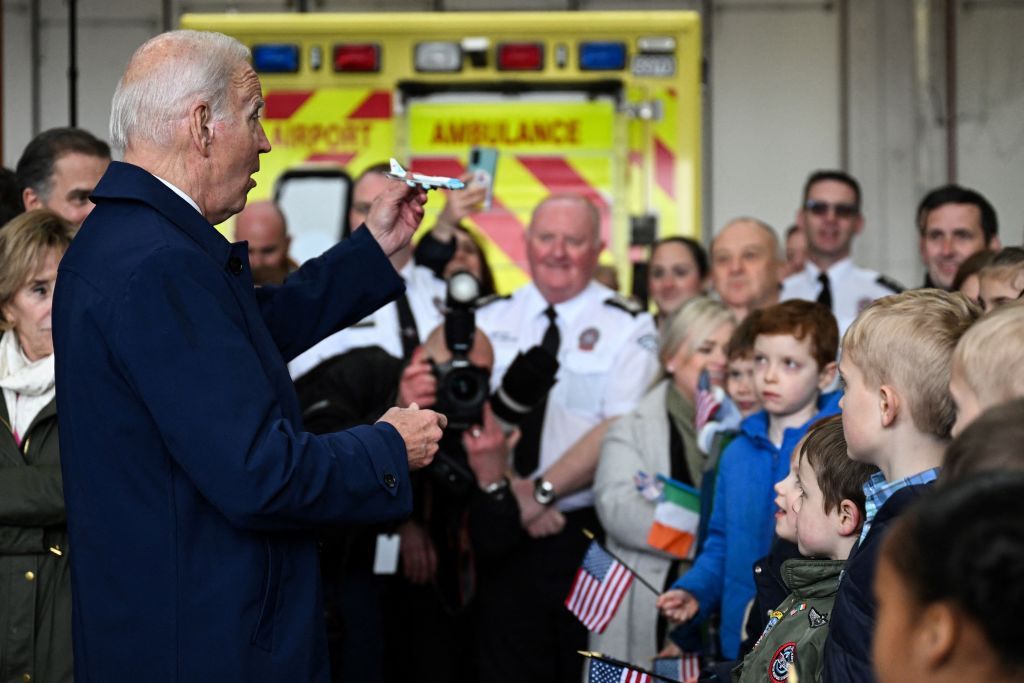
[754,565,762,575]
[383,473,397,488]
[24,571,35,581]
[228,256,244,275]
[23,674,31,682]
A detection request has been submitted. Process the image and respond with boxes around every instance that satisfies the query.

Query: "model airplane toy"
[385,158,466,191]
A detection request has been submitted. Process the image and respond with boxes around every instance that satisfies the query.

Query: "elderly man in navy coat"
[52,30,446,682]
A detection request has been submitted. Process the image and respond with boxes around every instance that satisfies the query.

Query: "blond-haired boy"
[949,301,1024,436]
[822,289,979,683]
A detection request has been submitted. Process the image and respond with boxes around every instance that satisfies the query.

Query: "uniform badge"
[637,333,658,352]
[753,610,785,650]
[579,327,600,351]
[789,602,807,616]
[808,607,828,628]
[769,642,797,682]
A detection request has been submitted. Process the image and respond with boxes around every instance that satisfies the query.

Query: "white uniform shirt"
[288,261,446,379]
[780,257,903,336]
[476,281,659,512]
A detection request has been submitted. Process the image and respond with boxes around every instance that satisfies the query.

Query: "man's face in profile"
[205,63,272,225]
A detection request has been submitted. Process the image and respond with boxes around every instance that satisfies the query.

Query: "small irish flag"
[646,476,701,560]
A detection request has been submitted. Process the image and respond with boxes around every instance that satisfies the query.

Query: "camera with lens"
[431,271,491,431]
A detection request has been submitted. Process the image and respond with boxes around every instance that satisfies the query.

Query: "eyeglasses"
[804,200,859,219]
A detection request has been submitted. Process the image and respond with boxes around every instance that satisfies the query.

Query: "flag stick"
[578,650,685,683]
[582,528,661,596]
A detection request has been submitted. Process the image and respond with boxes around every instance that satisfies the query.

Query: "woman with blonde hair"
[0,209,75,683]
[592,296,735,664]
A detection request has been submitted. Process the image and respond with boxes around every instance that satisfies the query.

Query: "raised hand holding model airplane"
[385,158,466,191]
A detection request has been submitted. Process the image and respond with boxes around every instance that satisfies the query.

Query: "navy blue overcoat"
[52,161,412,681]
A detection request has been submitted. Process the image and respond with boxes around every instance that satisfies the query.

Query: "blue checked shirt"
[859,468,940,544]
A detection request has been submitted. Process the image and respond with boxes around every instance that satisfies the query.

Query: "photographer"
[297,271,541,683]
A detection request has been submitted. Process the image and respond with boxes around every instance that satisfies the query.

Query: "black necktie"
[395,292,419,361]
[513,306,560,477]
[817,272,833,311]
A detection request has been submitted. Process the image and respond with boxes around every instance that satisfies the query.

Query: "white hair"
[110,30,250,153]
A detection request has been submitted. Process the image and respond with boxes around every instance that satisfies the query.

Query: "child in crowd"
[734,416,876,683]
[724,310,762,419]
[697,311,763,464]
[822,289,979,683]
[943,397,1024,482]
[976,246,1024,312]
[948,301,1024,437]
[658,300,840,660]
[873,472,1024,683]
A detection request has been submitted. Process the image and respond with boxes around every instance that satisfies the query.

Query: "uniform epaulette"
[876,274,905,293]
[475,293,511,308]
[603,294,644,317]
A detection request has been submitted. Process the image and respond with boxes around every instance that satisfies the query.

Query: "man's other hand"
[365,180,428,257]
[377,403,446,470]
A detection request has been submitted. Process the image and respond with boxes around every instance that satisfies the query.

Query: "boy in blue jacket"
[658,300,840,659]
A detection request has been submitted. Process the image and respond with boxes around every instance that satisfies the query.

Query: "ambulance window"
[275,171,351,264]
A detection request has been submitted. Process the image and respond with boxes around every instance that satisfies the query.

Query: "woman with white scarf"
[0,209,75,683]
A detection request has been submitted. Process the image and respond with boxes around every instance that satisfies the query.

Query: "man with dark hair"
[916,184,1000,290]
[15,127,111,227]
[782,169,903,335]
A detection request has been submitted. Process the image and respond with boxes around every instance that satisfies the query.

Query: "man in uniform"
[16,127,111,227]
[474,194,659,682]
[288,163,446,378]
[915,184,1000,290]
[235,200,297,285]
[782,170,903,334]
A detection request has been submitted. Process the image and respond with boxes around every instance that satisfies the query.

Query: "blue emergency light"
[252,44,300,73]
[579,42,627,71]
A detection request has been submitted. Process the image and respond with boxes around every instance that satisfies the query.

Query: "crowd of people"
[0,27,1022,683]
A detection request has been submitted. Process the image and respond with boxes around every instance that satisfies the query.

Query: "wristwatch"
[482,477,509,496]
[533,477,557,506]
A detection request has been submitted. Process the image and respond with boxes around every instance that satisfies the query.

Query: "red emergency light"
[497,43,544,71]
[333,44,380,72]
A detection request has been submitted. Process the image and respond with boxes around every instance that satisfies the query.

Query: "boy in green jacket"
[734,415,875,683]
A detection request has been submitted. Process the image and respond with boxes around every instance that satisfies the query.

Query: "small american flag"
[653,653,702,683]
[565,541,633,633]
[694,370,722,432]
[588,659,651,683]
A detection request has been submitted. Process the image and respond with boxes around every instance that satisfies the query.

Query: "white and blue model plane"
[384,158,466,191]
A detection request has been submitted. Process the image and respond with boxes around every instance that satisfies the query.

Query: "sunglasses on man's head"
[804,200,859,219]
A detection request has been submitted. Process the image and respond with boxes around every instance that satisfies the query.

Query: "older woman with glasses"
[592,296,735,665]
[0,209,75,683]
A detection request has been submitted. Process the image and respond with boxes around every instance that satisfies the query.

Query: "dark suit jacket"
[53,161,412,681]
[823,482,934,683]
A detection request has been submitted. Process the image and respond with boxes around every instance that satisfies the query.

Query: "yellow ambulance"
[181,11,701,293]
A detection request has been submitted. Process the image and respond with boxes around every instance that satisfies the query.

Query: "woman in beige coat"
[592,297,735,665]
